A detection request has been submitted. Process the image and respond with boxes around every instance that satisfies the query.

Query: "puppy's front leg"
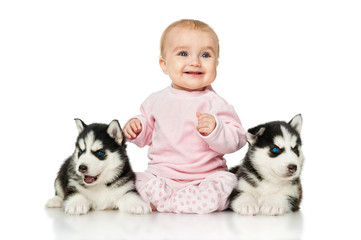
[117,191,152,214]
[260,195,290,216]
[63,194,91,215]
[231,192,259,216]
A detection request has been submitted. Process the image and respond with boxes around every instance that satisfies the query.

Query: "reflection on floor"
[46,208,303,240]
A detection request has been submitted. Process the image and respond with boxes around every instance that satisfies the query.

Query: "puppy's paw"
[64,195,91,215]
[231,197,259,216]
[260,204,285,216]
[119,193,152,214]
[127,201,152,215]
[64,202,90,215]
[46,196,63,208]
[232,202,259,216]
[237,203,259,216]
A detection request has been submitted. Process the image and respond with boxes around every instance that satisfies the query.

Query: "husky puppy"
[229,114,304,216]
[46,119,151,215]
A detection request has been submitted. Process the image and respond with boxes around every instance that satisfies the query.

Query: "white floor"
[12,207,305,240]
[3,194,359,240]
[43,209,304,240]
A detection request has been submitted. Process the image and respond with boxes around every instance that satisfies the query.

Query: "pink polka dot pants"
[135,172,237,214]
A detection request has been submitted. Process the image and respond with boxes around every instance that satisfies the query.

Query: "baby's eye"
[178,51,188,57]
[201,52,211,58]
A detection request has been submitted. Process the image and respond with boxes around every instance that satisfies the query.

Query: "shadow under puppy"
[46,119,151,215]
[229,114,304,216]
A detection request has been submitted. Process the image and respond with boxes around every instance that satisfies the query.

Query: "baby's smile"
[184,71,204,76]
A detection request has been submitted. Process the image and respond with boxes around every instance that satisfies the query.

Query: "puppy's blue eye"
[96,150,104,156]
[79,149,84,155]
[271,147,279,153]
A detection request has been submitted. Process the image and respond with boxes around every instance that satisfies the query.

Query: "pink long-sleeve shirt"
[129,86,247,181]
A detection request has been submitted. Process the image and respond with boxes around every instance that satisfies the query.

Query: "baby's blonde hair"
[160,19,220,59]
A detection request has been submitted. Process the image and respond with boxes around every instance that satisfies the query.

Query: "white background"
[1,0,360,239]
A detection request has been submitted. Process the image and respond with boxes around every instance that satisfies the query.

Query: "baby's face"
[160,27,219,92]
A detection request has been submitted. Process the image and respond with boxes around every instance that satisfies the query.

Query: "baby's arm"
[124,119,142,140]
[198,104,247,154]
[124,94,156,147]
[196,112,216,136]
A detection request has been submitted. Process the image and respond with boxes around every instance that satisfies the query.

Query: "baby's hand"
[196,112,216,136]
[124,119,142,140]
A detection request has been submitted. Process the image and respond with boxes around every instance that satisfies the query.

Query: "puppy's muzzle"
[78,165,98,184]
[79,165,88,173]
[287,164,297,174]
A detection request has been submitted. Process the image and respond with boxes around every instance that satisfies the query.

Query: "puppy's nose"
[288,164,297,173]
[79,165,88,173]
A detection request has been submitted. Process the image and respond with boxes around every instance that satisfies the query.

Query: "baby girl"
[124,19,247,213]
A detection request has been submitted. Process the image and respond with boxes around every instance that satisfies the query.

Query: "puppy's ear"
[289,114,303,134]
[74,119,86,133]
[246,127,265,145]
[107,120,125,145]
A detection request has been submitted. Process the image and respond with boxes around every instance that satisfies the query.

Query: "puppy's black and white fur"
[229,114,304,216]
[46,119,151,215]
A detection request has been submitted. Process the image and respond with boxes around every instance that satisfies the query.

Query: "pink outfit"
[135,171,237,213]
[129,86,247,213]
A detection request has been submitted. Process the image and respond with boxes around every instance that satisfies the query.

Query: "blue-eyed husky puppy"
[46,119,151,215]
[229,114,304,216]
